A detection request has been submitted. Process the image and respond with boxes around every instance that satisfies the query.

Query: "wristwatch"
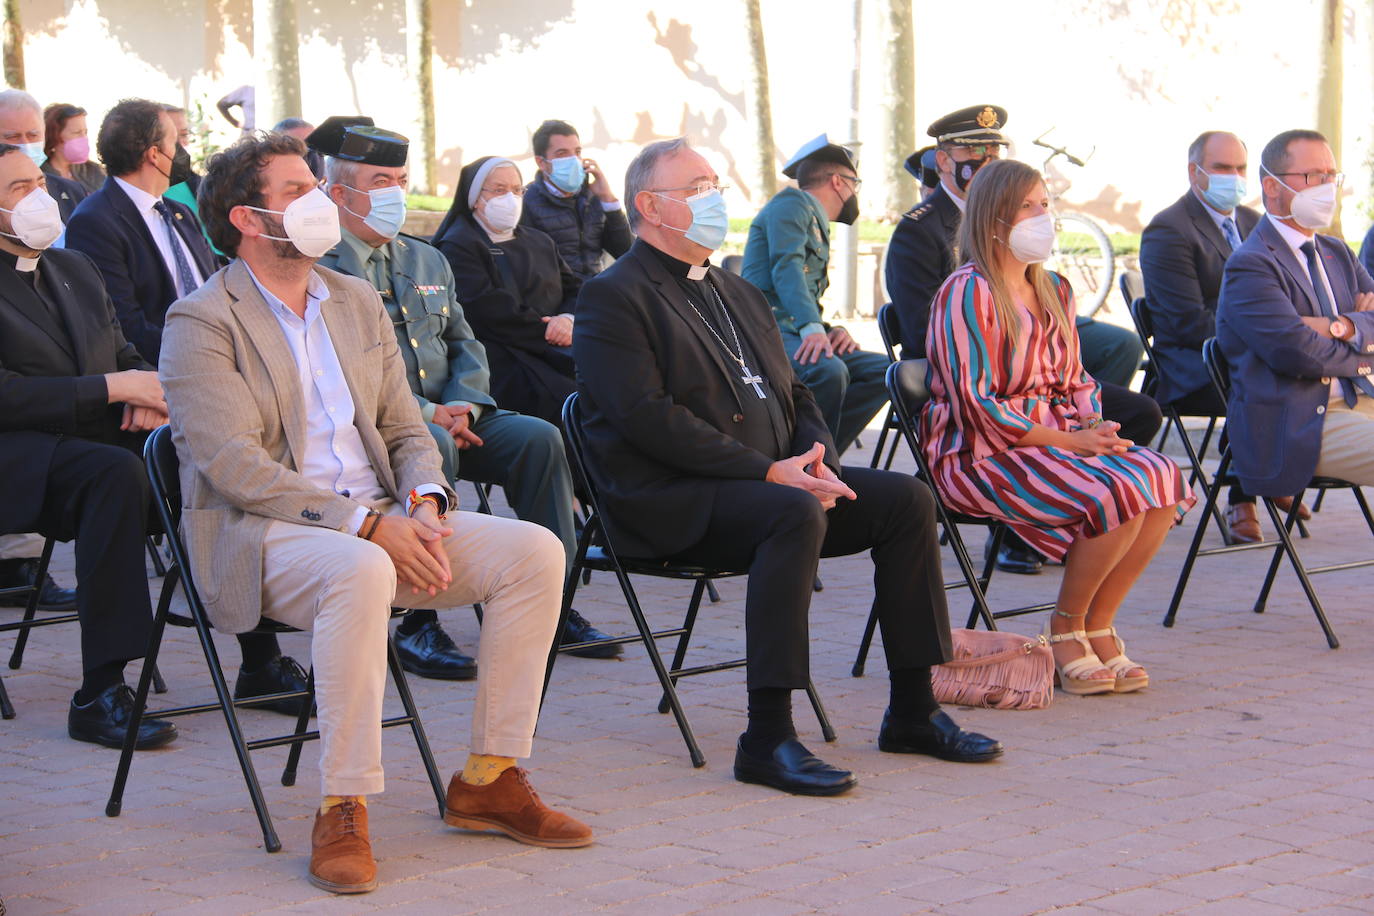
[1330,318,1354,341]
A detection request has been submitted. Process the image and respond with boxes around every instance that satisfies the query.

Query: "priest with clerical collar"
[573,137,1003,797]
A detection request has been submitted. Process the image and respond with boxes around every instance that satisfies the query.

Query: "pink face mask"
[60,136,89,164]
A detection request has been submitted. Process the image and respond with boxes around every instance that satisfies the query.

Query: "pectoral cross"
[739,363,767,399]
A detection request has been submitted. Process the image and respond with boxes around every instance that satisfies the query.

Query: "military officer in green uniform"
[741,134,889,455]
[310,117,620,678]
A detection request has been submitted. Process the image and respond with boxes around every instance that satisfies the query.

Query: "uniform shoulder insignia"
[902,201,934,223]
[397,231,433,246]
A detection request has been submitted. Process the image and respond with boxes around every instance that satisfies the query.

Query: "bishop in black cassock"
[573,138,1002,796]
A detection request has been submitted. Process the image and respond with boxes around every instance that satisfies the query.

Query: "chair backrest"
[884,359,941,483]
[559,393,615,549]
[1127,295,1153,342]
[144,424,183,534]
[1119,269,1144,309]
[719,254,744,276]
[1201,336,1231,400]
[876,302,900,362]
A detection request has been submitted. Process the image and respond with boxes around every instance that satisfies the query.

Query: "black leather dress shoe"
[733,736,857,796]
[878,709,1003,762]
[234,655,314,717]
[984,534,1043,576]
[561,609,622,659]
[0,558,77,611]
[394,620,477,679]
[68,684,177,749]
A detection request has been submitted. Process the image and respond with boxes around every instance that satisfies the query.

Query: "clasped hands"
[106,368,168,432]
[368,502,454,597]
[431,403,484,450]
[766,441,856,511]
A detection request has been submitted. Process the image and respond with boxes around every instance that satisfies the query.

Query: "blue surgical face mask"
[1197,169,1247,213]
[341,184,407,239]
[656,188,729,251]
[547,155,586,195]
[19,141,46,169]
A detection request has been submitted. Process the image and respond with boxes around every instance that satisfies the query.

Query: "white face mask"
[481,192,523,234]
[247,187,341,258]
[1268,169,1339,230]
[1006,212,1056,263]
[0,187,63,250]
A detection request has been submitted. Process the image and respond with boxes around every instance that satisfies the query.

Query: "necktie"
[1221,217,1241,252]
[152,200,199,297]
[368,249,393,299]
[1302,240,1374,406]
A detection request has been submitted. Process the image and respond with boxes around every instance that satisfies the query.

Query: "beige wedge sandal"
[1044,617,1115,696]
[1086,626,1149,693]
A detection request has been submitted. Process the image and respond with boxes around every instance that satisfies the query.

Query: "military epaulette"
[902,201,934,223]
[396,231,437,249]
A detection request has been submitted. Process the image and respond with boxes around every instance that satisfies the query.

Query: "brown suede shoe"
[1273,496,1313,520]
[443,767,594,848]
[1226,503,1262,543]
[309,800,378,894]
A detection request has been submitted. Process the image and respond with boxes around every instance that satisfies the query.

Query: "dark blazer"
[1216,216,1374,497]
[573,240,837,558]
[885,185,960,359]
[1140,191,1260,405]
[1360,222,1374,280]
[47,172,87,223]
[0,247,150,532]
[64,176,218,365]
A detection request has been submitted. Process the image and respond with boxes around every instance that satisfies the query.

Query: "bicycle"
[1034,130,1116,317]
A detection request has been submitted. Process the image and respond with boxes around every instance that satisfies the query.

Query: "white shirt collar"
[1265,211,1315,257]
[1191,188,1233,231]
[113,175,160,214]
[940,178,967,213]
[243,261,332,320]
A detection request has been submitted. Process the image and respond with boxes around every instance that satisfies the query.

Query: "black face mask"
[169,144,196,186]
[949,155,989,192]
[836,188,860,225]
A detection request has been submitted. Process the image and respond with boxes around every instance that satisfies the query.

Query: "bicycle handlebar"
[1032,129,1090,168]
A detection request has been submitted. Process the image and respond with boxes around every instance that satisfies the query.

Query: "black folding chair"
[0,537,61,720]
[106,426,446,852]
[1118,269,1144,311]
[541,394,835,767]
[867,303,902,471]
[1163,339,1374,648]
[852,360,1056,675]
[1126,295,1230,540]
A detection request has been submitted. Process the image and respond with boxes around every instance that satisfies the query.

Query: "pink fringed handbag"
[932,629,1054,710]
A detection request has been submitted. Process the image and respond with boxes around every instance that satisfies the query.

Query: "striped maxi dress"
[921,265,1194,561]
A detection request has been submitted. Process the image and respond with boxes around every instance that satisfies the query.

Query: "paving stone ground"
[3,331,1372,914]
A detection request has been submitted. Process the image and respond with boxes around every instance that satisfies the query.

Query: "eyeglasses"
[1271,170,1344,187]
[480,185,524,198]
[836,174,862,190]
[648,182,730,197]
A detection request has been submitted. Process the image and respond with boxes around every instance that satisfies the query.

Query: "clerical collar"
[0,249,38,272]
[646,241,712,281]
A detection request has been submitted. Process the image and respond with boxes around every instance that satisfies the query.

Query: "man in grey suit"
[159,133,592,895]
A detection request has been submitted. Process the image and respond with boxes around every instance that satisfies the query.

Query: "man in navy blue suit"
[66,99,307,715]
[1217,129,1374,498]
[1140,131,1279,543]
[64,99,219,365]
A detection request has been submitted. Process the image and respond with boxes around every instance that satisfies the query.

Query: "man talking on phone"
[519,119,632,281]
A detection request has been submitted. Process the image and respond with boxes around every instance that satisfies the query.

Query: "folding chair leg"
[657,580,707,713]
[7,538,54,671]
[1165,452,1229,628]
[851,607,879,677]
[540,527,595,709]
[387,637,447,814]
[280,667,316,788]
[1312,489,1327,513]
[1259,495,1340,649]
[146,535,167,578]
[964,526,1004,631]
[0,673,13,719]
[802,680,837,742]
[152,664,168,695]
[705,580,721,604]
[1175,415,1228,544]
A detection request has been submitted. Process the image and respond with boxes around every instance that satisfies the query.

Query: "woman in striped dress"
[922,159,1194,695]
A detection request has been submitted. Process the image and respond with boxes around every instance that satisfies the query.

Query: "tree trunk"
[405,0,436,195]
[1317,0,1343,236]
[254,0,302,131]
[744,0,776,201]
[1,0,24,91]
[877,0,915,219]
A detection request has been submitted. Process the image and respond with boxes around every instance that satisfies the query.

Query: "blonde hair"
[956,158,1069,339]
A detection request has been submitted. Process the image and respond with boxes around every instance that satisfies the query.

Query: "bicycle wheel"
[1047,212,1115,317]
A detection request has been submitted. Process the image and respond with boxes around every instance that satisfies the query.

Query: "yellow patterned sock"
[320,794,367,815]
[459,753,516,786]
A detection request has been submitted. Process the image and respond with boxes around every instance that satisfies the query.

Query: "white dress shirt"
[114,176,205,298]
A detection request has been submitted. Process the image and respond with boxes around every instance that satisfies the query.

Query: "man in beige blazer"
[159,133,592,895]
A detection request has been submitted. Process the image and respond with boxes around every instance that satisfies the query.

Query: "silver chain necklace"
[683,280,767,399]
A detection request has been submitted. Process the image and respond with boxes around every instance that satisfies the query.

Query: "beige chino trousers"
[259,500,563,796]
[1314,395,1374,487]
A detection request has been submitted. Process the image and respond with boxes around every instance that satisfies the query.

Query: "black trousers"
[34,437,153,673]
[1099,381,1163,448]
[671,466,953,690]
